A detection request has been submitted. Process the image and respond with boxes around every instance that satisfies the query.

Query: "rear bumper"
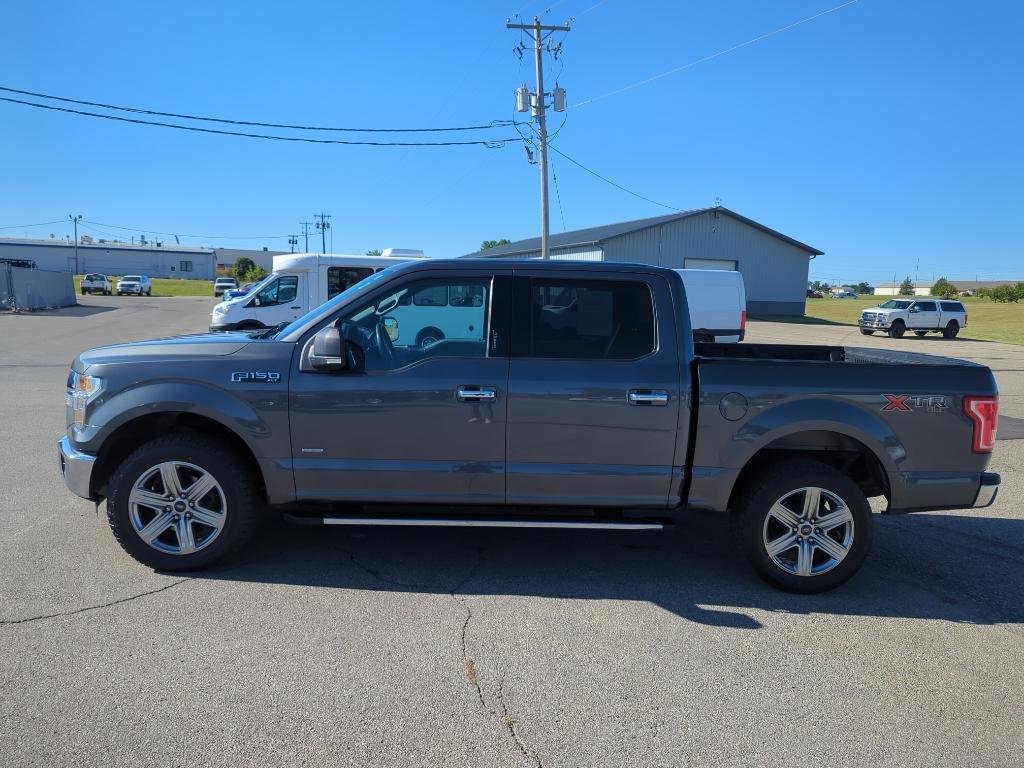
[58,435,97,500]
[973,472,1000,508]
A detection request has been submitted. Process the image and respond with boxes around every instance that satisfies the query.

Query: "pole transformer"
[507,16,570,259]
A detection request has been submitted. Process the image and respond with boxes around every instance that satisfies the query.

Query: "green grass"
[74,274,215,298]
[753,296,1024,345]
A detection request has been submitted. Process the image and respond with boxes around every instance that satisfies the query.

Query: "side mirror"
[310,327,347,372]
[383,316,399,342]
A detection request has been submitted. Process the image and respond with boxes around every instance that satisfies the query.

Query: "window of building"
[327,267,374,299]
[522,279,655,360]
[179,261,193,273]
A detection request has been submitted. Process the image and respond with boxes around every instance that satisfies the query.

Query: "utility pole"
[69,214,82,273]
[300,221,314,252]
[315,212,331,255]
[507,16,570,259]
[288,235,298,253]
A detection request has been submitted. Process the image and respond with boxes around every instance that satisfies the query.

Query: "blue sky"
[1,0,1021,286]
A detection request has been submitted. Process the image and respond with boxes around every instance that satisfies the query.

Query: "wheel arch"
[90,411,266,502]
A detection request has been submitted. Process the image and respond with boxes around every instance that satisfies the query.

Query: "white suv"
[116,275,152,296]
[214,277,238,298]
[80,273,111,295]
[860,299,967,339]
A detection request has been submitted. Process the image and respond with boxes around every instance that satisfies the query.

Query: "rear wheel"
[416,327,444,347]
[106,434,263,571]
[942,320,959,339]
[81,288,86,295]
[888,320,906,338]
[914,331,927,337]
[859,328,874,336]
[733,460,872,592]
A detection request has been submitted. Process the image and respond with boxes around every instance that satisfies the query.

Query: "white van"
[673,269,747,343]
[210,252,426,332]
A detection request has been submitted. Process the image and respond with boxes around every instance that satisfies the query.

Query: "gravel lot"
[2,297,1022,767]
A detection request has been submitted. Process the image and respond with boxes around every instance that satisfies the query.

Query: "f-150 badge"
[881,393,947,412]
[231,371,281,383]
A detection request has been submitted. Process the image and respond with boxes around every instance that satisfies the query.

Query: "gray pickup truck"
[58,260,1001,592]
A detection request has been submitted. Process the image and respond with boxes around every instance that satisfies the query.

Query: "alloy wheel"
[128,461,227,555]
[761,486,854,577]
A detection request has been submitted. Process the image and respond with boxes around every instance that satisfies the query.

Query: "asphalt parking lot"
[2,296,1022,767]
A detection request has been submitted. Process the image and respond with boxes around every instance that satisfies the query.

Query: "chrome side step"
[318,516,665,530]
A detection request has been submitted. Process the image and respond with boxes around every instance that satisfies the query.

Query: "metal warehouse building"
[463,207,823,315]
[0,238,218,279]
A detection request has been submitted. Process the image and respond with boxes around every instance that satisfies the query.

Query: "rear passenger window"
[327,267,373,299]
[940,301,965,312]
[522,279,655,360]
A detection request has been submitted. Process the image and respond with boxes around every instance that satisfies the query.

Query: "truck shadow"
[196,510,1024,630]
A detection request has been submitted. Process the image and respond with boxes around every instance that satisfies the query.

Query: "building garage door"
[684,258,737,271]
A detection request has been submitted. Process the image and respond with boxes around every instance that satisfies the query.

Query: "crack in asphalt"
[342,541,542,767]
[0,578,189,626]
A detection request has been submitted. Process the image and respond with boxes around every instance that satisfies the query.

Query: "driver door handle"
[456,386,496,403]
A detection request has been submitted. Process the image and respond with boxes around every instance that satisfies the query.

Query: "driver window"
[253,276,298,307]
[336,277,490,371]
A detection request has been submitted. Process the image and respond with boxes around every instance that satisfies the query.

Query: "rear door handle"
[456,386,497,403]
[628,389,669,406]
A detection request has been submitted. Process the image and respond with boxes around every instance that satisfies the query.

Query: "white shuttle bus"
[673,268,747,343]
[210,250,426,332]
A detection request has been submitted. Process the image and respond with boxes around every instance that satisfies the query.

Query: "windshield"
[242,272,279,297]
[271,264,402,340]
[880,300,912,309]
[122,275,141,282]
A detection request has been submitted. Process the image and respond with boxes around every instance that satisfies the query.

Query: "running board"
[310,516,665,530]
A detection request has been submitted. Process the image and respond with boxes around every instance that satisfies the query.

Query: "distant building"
[873,279,1019,297]
[463,207,823,315]
[0,237,290,280]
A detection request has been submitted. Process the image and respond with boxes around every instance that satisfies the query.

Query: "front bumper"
[58,435,97,500]
[973,472,1000,508]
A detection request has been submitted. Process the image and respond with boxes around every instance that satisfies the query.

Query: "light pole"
[69,214,82,273]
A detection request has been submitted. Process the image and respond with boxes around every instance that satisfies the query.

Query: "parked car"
[214,277,238,298]
[830,289,858,299]
[221,282,255,301]
[210,253,426,333]
[806,289,824,299]
[859,299,968,339]
[58,260,1000,593]
[673,269,746,343]
[80,273,111,295]
[116,275,151,296]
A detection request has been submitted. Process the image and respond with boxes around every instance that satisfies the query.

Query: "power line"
[0,85,516,134]
[82,218,292,240]
[0,218,68,230]
[0,96,521,147]
[571,0,860,108]
[548,145,682,211]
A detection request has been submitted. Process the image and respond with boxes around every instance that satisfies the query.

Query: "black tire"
[888,320,906,339]
[106,434,263,571]
[914,331,927,337]
[146,289,152,296]
[235,321,265,331]
[416,327,444,347]
[733,459,872,593]
[859,328,874,336]
[81,288,87,295]
[693,332,714,344]
[942,321,959,339]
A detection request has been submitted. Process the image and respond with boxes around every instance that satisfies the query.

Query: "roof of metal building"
[462,206,824,258]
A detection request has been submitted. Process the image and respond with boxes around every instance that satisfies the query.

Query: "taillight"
[963,395,998,453]
[741,310,747,331]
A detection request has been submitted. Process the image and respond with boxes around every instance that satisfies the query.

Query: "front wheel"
[106,434,263,571]
[859,328,874,336]
[942,321,959,339]
[733,460,872,592]
[888,320,906,338]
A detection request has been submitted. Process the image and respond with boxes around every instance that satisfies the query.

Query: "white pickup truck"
[80,273,111,295]
[859,298,968,339]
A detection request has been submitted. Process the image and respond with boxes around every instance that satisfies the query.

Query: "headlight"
[213,304,226,315]
[66,372,104,428]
